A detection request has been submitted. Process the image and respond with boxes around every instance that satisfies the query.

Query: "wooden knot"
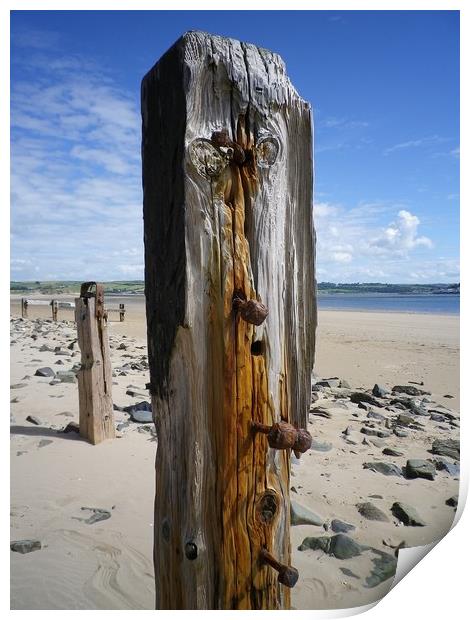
[252,421,312,454]
[259,548,299,588]
[233,296,268,326]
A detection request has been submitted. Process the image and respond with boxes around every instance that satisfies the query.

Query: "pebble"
[382,448,404,457]
[26,415,43,426]
[391,502,426,526]
[363,462,403,477]
[310,440,333,452]
[330,519,356,533]
[34,367,55,377]
[431,438,460,461]
[445,495,458,508]
[405,459,436,481]
[356,502,389,522]
[290,501,324,526]
[10,540,42,554]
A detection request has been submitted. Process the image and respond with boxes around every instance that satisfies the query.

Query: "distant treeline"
[317,282,460,295]
[10,280,145,295]
[10,280,460,296]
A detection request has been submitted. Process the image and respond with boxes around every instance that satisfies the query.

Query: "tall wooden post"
[119,303,125,322]
[75,282,115,444]
[21,298,28,318]
[51,299,58,321]
[142,32,316,610]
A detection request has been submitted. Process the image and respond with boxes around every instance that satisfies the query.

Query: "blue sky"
[10,10,460,283]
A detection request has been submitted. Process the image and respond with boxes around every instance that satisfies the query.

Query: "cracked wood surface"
[142,31,316,610]
[75,297,115,445]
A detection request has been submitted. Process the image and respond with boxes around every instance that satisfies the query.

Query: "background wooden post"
[75,282,115,445]
[142,32,316,610]
[119,303,125,322]
[21,298,28,318]
[51,299,58,321]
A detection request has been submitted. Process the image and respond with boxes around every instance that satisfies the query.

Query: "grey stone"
[396,413,415,427]
[26,415,43,426]
[10,540,42,554]
[339,379,351,389]
[125,388,148,398]
[367,409,387,422]
[392,385,430,396]
[351,392,383,407]
[406,459,436,481]
[382,448,404,457]
[39,344,55,352]
[433,458,460,477]
[361,426,381,437]
[78,507,111,525]
[291,501,324,526]
[54,349,70,356]
[310,440,333,452]
[130,409,153,424]
[34,367,55,377]
[391,502,426,526]
[331,519,356,533]
[365,550,398,588]
[372,384,390,398]
[10,383,28,389]
[356,502,389,522]
[298,534,365,559]
[446,495,458,508]
[38,439,53,448]
[369,437,387,448]
[394,429,409,438]
[431,438,460,461]
[316,377,340,388]
[340,567,360,579]
[61,421,80,434]
[55,370,77,383]
[363,462,403,477]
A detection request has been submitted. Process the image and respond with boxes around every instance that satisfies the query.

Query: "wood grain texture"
[75,297,115,444]
[142,31,316,610]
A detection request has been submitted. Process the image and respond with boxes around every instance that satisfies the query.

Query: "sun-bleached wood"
[142,31,316,610]
[75,296,115,444]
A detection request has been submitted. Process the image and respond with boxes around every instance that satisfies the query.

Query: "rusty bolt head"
[267,422,298,450]
[278,565,299,588]
[235,298,268,326]
[292,428,313,454]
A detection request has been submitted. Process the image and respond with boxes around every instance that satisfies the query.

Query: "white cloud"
[10,39,143,281]
[383,135,449,156]
[313,199,445,282]
[370,210,433,253]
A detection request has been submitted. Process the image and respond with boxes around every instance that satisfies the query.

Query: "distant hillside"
[317,282,460,295]
[10,281,145,295]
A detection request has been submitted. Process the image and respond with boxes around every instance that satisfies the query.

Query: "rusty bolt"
[211,130,246,165]
[233,297,268,326]
[259,548,299,588]
[252,421,312,454]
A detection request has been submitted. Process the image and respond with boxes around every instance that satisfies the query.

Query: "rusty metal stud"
[233,296,269,326]
[252,421,312,454]
[211,130,246,165]
[292,428,313,454]
[259,548,299,588]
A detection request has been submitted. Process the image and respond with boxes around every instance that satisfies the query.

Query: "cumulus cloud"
[313,199,443,282]
[371,210,433,254]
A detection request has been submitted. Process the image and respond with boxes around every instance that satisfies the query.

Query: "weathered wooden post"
[51,299,58,321]
[142,32,316,610]
[119,303,125,322]
[21,298,28,318]
[75,282,115,444]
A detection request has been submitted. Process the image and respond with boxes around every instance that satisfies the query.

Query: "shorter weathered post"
[51,299,58,321]
[21,298,28,318]
[119,303,125,322]
[75,282,115,444]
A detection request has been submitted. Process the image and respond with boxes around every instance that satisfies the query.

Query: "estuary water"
[317,293,460,315]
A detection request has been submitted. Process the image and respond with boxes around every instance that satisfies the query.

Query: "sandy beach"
[10,296,460,610]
